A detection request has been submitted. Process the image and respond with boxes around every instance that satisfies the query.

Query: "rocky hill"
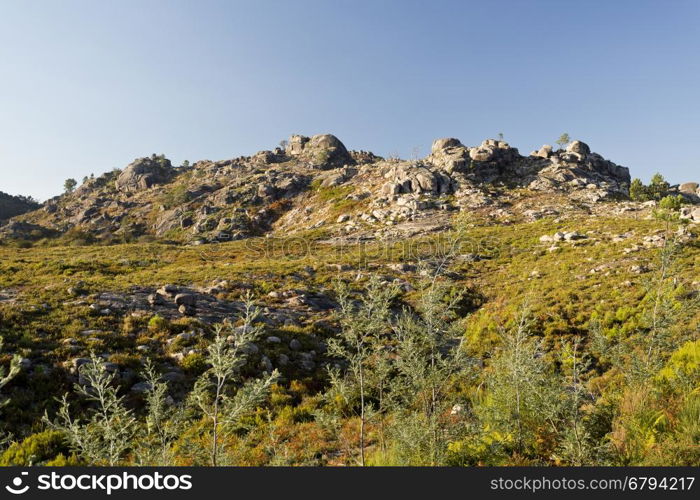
[7,134,689,245]
[0,135,698,467]
[0,191,40,223]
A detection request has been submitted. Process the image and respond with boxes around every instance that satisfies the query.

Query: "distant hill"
[0,135,644,243]
[0,191,40,222]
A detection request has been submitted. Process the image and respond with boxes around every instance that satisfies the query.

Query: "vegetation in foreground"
[0,207,698,466]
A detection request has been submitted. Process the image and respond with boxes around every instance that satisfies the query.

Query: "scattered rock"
[174,293,196,307]
[130,381,152,394]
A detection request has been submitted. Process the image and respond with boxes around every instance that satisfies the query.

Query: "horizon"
[0,132,685,202]
[1,0,699,201]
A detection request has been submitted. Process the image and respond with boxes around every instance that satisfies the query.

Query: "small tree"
[556,133,571,150]
[389,274,472,465]
[648,173,670,201]
[327,275,398,465]
[187,294,279,466]
[45,352,137,465]
[181,160,190,168]
[629,178,648,201]
[133,359,182,466]
[557,337,594,465]
[479,307,560,458]
[63,178,77,194]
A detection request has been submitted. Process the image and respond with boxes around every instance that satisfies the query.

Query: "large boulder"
[382,163,452,196]
[286,135,309,155]
[566,140,591,156]
[428,138,471,173]
[530,145,553,158]
[681,206,700,222]
[468,139,520,164]
[679,182,699,195]
[285,134,353,168]
[431,138,463,154]
[115,157,174,193]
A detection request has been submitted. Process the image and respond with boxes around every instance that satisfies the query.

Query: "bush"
[148,315,171,334]
[658,195,684,211]
[0,430,71,466]
[180,352,207,374]
[123,315,145,334]
[162,184,191,209]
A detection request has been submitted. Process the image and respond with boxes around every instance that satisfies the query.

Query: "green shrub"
[0,430,70,466]
[123,315,145,334]
[148,315,170,334]
[658,195,684,211]
[629,178,648,201]
[180,352,207,374]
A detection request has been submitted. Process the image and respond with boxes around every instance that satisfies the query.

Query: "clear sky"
[1,0,698,201]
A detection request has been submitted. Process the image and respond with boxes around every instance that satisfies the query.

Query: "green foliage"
[63,178,77,194]
[658,194,685,211]
[628,174,673,202]
[162,184,191,209]
[186,294,279,465]
[44,352,137,465]
[629,178,648,201]
[325,275,398,465]
[478,307,560,459]
[180,353,207,374]
[0,195,697,466]
[386,273,473,465]
[133,359,182,466]
[656,340,700,391]
[148,315,171,334]
[0,430,72,466]
[556,133,570,149]
[649,173,670,200]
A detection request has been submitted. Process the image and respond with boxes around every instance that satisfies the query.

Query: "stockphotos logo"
[5,472,29,495]
[3,471,193,496]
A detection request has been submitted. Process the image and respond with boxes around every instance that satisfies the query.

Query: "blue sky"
[1,0,698,200]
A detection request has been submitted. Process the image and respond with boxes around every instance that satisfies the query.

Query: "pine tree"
[63,178,77,194]
[556,133,571,150]
[629,178,648,201]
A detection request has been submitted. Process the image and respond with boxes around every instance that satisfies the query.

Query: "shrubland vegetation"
[0,204,698,466]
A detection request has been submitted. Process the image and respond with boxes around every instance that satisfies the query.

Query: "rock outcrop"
[285,134,353,168]
[428,138,471,173]
[115,156,175,193]
[527,140,630,202]
[0,134,649,243]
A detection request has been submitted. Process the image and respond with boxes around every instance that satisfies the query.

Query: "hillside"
[0,135,698,467]
[1,135,644,242]
[0,191,40,223]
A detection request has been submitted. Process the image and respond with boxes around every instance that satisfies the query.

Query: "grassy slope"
[0,207,698,463]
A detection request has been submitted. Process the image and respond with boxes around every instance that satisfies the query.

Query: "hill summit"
[2,134,698,244]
